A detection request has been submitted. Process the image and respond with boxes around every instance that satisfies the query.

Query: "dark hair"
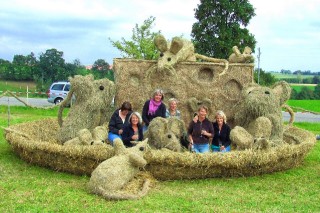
[120,101,132,111]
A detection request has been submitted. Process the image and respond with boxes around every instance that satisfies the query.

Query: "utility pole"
[257,47,261,84]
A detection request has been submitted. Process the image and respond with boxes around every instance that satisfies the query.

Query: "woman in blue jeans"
[211,110,231,152]
[187,105,214,153]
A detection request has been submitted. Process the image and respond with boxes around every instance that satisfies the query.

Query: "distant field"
[271,73,315,79]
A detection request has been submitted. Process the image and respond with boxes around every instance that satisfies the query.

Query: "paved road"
[0,97,55,107]
[1,97,320,123]
[282,111,320,123]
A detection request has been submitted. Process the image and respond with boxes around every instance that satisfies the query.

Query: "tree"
[297,87,314,100]
[91,59,114,81]
[109,16,161,60]
[35,48,66,91]
[191,0,256,59]
[254,68,276,86]
[314,84,320,99]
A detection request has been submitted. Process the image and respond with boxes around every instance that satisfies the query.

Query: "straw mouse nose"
[99,85,104,90]
[139,147,144,151]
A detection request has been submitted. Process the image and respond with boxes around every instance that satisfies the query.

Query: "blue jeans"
[212,145,231,152]
[143,125,148,133]
[108,132,122,145]
[193,143,210,153]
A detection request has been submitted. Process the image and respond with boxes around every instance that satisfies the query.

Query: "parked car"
[47,81,72,104]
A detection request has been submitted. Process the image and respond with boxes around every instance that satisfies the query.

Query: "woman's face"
[169,101,177,111]
[131,114,139,125]
[198,108,207,120]
[216,115,224,125]
[154,93,162,102]
[121,109,129,116]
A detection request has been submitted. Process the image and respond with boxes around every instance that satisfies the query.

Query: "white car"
[46,81,71,104]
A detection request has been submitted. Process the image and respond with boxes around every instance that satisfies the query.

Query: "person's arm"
[108,112,119,134]
[121,125,132,146]
[160,103,166,118]
[142,101,150,126]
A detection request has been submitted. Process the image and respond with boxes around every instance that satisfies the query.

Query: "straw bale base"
[5,119,316,179]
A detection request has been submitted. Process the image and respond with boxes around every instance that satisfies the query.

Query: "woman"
[188,105,214,153]
[142,89,166,131]
[122,112,144,147]
[165,98,181,119]
[211,110,231,152]
[108,101,132,145]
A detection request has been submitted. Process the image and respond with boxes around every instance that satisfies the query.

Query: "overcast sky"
[1,0,319,72]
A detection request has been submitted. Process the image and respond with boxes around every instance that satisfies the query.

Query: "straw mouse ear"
[154,34,168,52]
[271,81,291,106]
[170,37,184,54]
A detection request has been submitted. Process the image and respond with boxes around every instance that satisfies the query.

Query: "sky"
[1,0,320,72]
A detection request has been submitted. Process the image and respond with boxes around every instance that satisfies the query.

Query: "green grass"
[0,80,46,98]
[0,106,319,212]
[287,100,320,113]
[291,85,316,93]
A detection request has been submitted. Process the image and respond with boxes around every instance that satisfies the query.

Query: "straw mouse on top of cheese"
[147,35,228,77]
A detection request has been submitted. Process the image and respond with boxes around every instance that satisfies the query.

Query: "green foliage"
[191,0,256,59]
[91,59,114,81]
[254,68,276,86]
[109,16,161,60]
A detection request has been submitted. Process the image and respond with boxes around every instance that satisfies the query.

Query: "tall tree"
[109,16,161,60]
[91,59,114,81]
[191,0,256,59]
[35,48,66,91]
[254,68,276,86]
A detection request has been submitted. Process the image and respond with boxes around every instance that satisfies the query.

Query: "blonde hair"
[152,88,164,100]
[198,105,208,113]
[129,111,142,125]
[215,110,227,123]
[168,98,178,105]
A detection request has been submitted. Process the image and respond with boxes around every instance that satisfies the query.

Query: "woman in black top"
[108,101,132,145]
[122,112,144,147]
[211,110,231,152]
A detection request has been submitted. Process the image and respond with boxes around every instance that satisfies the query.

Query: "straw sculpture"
[88,138,151,200]
[57,74,115,143]
[231,81,292,150]
[144,117,187,152]
[228,46,254,63]
[147,34,228,77]
[3,36,317,189]
[64,125,108,146]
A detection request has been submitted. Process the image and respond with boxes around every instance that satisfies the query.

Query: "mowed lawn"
[0,105,319,212]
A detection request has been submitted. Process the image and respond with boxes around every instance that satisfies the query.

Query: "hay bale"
[88,138,151,200]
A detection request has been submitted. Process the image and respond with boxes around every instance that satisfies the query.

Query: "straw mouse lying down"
[148,35,228,77]
[87,138,150,200]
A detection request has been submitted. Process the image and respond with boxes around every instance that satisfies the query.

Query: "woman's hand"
[132,134,138,140]
[118,129,123,135]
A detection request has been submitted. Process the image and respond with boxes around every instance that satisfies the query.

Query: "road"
[0,97,55,107]
[1,97,319,123]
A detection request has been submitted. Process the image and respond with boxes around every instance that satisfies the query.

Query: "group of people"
[107,88,231,153]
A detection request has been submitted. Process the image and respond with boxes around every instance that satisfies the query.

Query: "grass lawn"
[0,106,319,212]
[287,100,320,113]
[290,85,316,93]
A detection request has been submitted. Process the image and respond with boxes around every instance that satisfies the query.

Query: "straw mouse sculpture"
[230,81,292,150]
[147,35,229,77]
[63,126,107,146]
[228,46,254,63]
[57,74,115,143]
[88,138,150,200]
[144,117,187,152]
